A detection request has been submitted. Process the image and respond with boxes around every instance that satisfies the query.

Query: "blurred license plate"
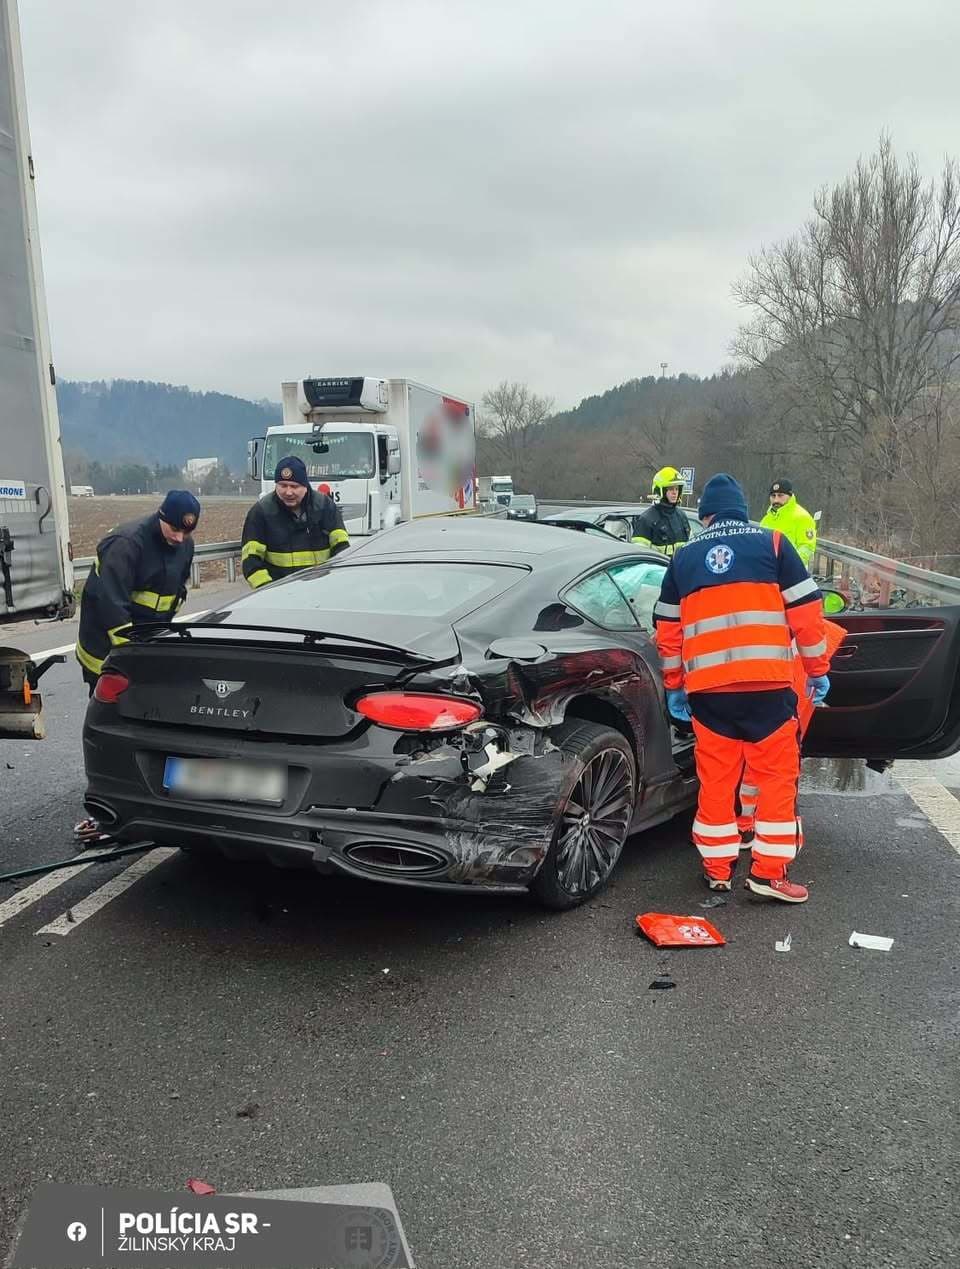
[163,757,286,805]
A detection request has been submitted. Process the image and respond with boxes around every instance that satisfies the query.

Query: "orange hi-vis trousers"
[693,713,801,881]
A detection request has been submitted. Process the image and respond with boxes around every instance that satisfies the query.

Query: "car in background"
[541,504,701,542]
[540,518,623,541]
[82,517,960,910]
[506,494,537,521]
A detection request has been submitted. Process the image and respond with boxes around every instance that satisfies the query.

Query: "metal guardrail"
[74,540,244,588]
[815,538,960,608]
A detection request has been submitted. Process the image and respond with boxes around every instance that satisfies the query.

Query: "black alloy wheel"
[531,721,637,909]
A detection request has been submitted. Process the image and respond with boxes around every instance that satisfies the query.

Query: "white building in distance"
[185,457,218,480]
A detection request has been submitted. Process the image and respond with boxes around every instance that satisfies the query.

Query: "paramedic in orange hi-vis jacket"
[654,473,831,905]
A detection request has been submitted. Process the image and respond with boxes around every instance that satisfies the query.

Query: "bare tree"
[479,381,555,487]
[733,136,960,542]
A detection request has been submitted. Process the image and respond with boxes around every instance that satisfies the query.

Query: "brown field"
[68,495,250,557]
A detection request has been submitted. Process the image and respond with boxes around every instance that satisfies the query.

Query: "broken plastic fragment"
[775,934,792,953]
[635,912,725,947]
[648,976,676,991]
[698,895,727,909]
[470,741,520,791]
[185,1179,216,1195]
[849,931,894,952]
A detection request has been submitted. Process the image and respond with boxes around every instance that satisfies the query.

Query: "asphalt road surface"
[1,583,958,1268]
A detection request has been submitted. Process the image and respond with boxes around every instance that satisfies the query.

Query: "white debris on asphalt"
[849,931,895,952]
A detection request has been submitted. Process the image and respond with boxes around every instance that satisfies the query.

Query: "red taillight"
[94,670,130,703]
[355,692,482,731]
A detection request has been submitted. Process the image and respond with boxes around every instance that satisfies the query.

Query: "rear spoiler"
[121,619,437,664]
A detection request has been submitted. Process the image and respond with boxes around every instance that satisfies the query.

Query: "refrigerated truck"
[0,0,74,739]
[248,377,478,535]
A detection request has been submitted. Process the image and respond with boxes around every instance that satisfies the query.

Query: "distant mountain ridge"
[56,379,281,471]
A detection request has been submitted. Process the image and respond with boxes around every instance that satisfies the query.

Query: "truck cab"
[490,476,514,506]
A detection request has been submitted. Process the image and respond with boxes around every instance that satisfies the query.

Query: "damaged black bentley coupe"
[81,517,960,908]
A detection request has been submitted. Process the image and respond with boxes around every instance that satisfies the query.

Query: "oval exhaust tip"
[83,798,118,826]
[344,842,447,875]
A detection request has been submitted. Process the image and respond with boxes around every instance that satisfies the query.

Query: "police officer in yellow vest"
[76,490,200,695]
[631,465,692,556]
[241,456,350,589]
[760,478,818,568]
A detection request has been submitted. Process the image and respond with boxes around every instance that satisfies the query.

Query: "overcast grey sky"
[18,0,960,409]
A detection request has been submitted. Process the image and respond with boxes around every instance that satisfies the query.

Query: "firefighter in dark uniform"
[241,456,350,588]
[75,490,201,696]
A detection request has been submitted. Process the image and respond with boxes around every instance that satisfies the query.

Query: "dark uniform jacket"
[76,513,194,676]
[241,490,350,588]
[632,502,691,556]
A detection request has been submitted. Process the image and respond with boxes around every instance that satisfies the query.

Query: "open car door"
[805,608,960,761]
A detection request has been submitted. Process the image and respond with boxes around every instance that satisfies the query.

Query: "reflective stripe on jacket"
[653,518,830,694]
[241,490,349,589]
[760,495,817,567]
[76,513,194,675]
[631,502,691,556]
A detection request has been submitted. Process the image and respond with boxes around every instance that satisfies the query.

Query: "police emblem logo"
[182,512,197,529]
[281,467,293,480]
[705,544,735,574]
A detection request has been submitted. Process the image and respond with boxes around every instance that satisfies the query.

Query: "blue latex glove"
[807,675,830,706]
[666,688,691,722]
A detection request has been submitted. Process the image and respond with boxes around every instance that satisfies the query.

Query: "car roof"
[342,514,654,566]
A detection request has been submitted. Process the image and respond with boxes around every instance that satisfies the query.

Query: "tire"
[530,720,637,910]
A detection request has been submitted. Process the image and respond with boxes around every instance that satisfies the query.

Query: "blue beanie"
[274,455,310,488]
[158,489,201,531]
[698,473,749,523]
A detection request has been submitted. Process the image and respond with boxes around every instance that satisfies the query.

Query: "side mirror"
[247,438,263,481]
[387,453,401,476]
[822,588,847,615]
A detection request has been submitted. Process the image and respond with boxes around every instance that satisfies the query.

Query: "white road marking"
[0,860,97,931]
[896,775,960,856]
[30,641,76,659]
[36,848,178,936]
[29,611,210,663]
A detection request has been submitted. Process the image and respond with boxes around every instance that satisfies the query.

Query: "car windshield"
[512,496,535,508]
[235,562,525,619]
[264,431,376,480]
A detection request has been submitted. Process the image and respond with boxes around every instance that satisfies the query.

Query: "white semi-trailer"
[0,0,74,738]
[249,376,478,535]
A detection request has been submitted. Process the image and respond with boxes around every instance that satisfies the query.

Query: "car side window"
[605,559,668,631]
[601,517,632,541]
[563,570,637,630]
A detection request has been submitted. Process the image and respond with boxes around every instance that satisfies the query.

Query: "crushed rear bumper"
[83,716,568,893]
